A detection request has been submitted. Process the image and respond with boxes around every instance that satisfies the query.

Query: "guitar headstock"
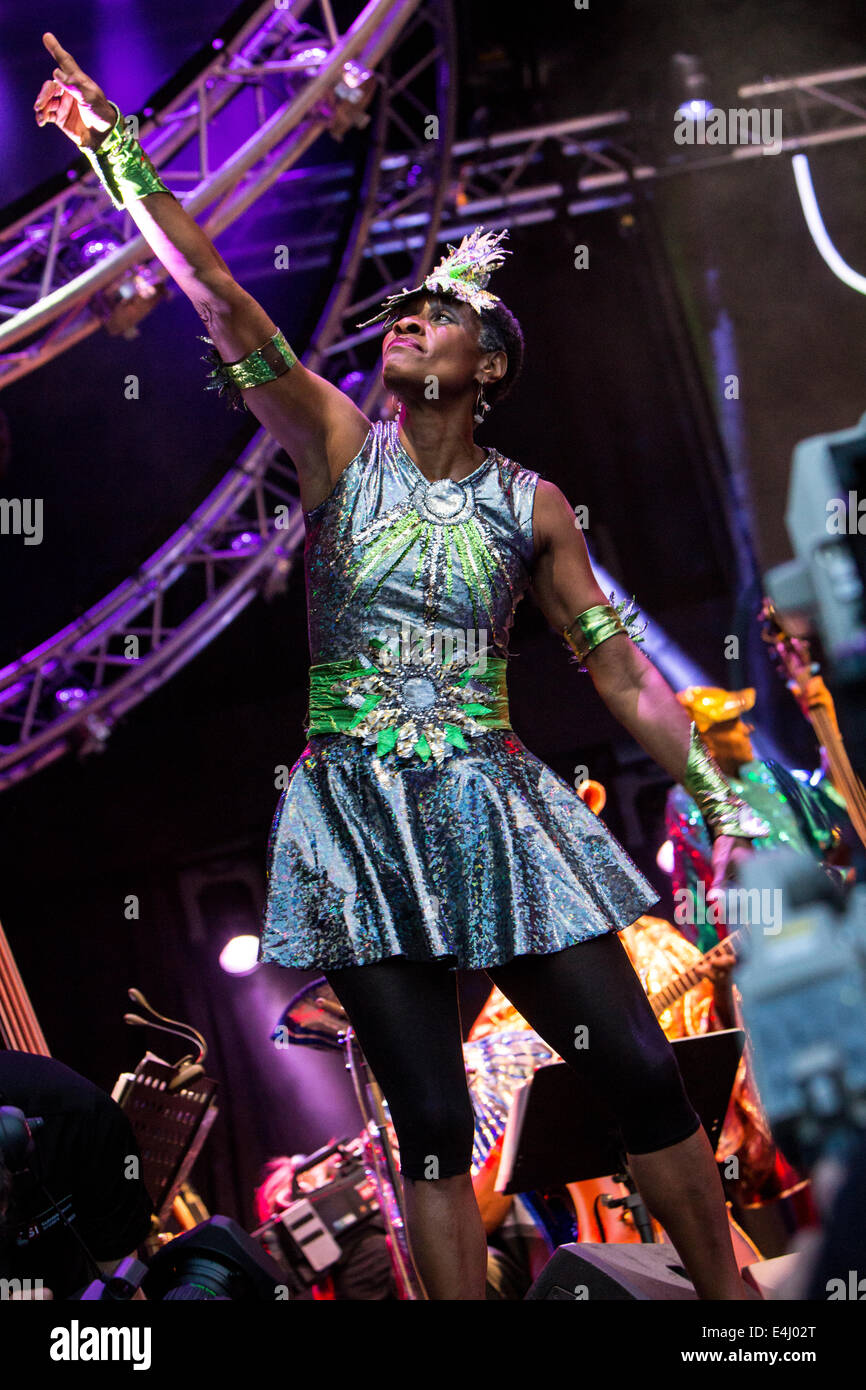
[759,596,816,691]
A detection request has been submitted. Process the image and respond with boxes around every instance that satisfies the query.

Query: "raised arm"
[35,31,371,514]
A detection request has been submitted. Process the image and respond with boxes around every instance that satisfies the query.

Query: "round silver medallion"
[401,676,437,710]
[413,478,475,526]
[426,480,464,517]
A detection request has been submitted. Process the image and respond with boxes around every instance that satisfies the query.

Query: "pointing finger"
[42,32,74,70]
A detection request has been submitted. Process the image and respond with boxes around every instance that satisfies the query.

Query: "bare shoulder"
[531,477,578,556]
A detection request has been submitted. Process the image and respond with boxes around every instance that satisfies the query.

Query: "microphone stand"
[600,1163,656,1244]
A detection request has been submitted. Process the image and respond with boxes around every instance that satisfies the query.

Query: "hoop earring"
[474,382,491,425]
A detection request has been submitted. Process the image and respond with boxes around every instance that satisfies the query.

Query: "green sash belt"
[306,655,511,761]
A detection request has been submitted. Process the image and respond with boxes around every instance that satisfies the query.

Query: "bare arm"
[35,31,371,514]
[530,479,695,781]
[530,480,753,887]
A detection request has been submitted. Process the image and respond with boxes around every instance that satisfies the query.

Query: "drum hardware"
[275,976,427,1299]
[345,1029,428,1299]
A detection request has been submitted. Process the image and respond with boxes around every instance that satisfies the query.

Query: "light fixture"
[219,934,261,976]
[656,839,675,875]
[671,53,713,121]
[793,153,866,297]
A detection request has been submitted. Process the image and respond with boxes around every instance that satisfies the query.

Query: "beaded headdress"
[356,225,511,328]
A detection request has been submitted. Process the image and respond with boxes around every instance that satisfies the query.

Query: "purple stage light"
[55,686,89,709]
[338,370,365,395]
[230,531,261,552]
[407,163,423,188]
[297,46,328,73]
[81,237,121,263]
[212,38,225,51]
[219,934,261,976]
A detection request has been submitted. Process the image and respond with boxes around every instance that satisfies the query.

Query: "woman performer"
[35,31,769,1300]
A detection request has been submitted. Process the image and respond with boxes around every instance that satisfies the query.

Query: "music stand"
[112,1053,219,1222]
[496,1029,745,1196]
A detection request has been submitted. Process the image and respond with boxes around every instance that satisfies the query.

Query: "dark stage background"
[1,0,865,1229]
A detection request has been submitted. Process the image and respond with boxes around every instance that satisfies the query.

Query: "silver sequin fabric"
[260,419,659,971]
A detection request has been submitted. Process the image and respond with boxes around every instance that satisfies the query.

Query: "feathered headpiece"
[356,225,511,329]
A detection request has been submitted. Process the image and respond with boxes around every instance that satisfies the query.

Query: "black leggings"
[324,932,701,1181]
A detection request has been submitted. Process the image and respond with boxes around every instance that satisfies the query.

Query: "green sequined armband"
[683,723,771,842]
[82,101,173,211]
[562,594,648,669]
[199,329,298,411]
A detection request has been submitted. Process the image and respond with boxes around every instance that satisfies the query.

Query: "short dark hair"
[477,299,524,405]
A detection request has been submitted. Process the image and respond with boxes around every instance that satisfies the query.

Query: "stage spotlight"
[676,98,713,121]
[671,53,712,121]
[219,934,261,976]
[338,370,365,400]
[341,60,371,91]
[297,46,328,73]
[55,685,90,710]
[656,838,675,875]
[80,235,121,263]
[229,531,261,553]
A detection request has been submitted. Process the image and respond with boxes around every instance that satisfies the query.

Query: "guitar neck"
[760,598,866,852]
[807,707,866,847]
[648,931,740,1017]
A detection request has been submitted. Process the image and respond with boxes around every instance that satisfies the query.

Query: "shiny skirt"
[259,729,660,972]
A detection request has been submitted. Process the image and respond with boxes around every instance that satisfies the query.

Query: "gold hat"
[676,685,756,733]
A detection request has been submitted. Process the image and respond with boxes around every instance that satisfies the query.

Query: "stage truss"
[2,42,865,788]
[0,0,456,788]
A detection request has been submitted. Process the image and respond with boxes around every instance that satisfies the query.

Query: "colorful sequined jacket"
[665,759,840,952]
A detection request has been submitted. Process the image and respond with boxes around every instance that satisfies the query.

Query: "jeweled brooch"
[329,636,498,764]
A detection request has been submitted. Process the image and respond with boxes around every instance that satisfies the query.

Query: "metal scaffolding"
[0,0,455,789]
[2,39,866,790]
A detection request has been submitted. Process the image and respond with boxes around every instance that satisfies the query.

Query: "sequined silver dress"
[259,418,658,971]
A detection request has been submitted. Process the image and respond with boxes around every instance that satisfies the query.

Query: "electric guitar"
[647,931,740,1018]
